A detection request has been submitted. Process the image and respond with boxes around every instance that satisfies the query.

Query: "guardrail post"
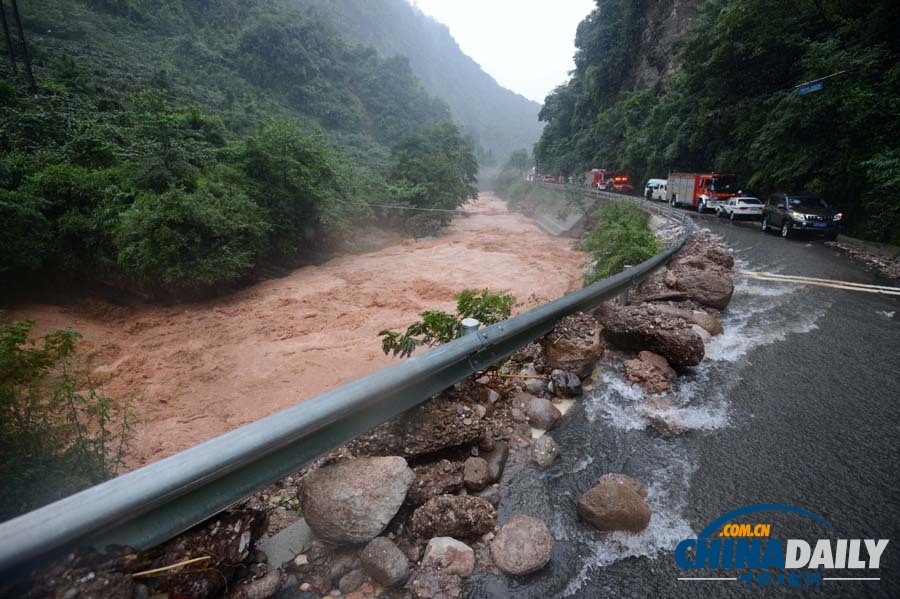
[618,265,633,306]
[460,318,480,336]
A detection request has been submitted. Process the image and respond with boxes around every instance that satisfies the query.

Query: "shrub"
[581,202,658,285]
[114,185,268,289]
[379,289,515,358]
[0,317,133,521]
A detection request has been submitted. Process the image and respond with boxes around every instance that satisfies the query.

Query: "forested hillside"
[300,0,544,165]
[0,0,478,296]
[536,0,900,242]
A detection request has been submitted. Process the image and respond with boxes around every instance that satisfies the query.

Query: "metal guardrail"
[0,187,692,576]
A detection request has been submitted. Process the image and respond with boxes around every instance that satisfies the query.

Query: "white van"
[644,178,667,201]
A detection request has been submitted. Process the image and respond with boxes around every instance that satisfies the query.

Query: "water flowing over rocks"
[577,474,651,534]
[621,352,676,394]
[300,457,414,544]
[490,515,554,575]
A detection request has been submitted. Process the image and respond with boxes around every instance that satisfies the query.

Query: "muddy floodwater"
[9,193,584,468]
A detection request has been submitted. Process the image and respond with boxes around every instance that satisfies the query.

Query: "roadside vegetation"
[581,203,658,285]
[379,289,515,358]
[535,0,900,243]
[0,0,477,297]
[0,317,133,521]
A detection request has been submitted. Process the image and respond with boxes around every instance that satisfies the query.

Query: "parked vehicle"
[760,193,841,239]
[586,169,634,192]
[666,172,741,212]
[718,196,763,221]
[644,178,667,201]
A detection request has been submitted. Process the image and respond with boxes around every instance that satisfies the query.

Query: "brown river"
[9,193,585,468]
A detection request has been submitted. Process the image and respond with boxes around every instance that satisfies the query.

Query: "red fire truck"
[666,172,741,213]
[585,169,634,192]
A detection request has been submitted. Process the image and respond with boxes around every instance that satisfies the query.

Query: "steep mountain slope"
[535,0,900,242]
[300,0,544,162]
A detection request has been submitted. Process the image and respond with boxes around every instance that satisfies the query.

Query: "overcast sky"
[411,0,596,104]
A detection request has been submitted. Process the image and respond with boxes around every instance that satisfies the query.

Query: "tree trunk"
[9,0,34,93]
[0,0,17,74]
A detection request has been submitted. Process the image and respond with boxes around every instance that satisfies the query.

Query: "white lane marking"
[742,271,899,292]
[740,271,900,296]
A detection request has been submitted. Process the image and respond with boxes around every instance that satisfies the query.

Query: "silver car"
[718,196,763,221]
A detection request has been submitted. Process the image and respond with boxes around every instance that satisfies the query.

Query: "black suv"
[761,193,840,240]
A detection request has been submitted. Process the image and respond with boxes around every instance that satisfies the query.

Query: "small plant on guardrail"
[582,202,659,285]
[0,317,134,521]
[379,289,515,358]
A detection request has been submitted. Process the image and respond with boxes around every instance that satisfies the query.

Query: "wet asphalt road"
[469,212,900,598]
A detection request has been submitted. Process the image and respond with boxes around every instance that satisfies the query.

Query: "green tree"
[0,317,133,520]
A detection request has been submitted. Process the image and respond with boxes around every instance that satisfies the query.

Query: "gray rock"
[520,364,549,395]
[490,515,554,575]
[422,537,475,577]
[482,441,509,482]
[337,569,366,595]
[530,435,560,469]
[410,495,497,538]
[409,568,463,599]
[233,569,283,599]
[300,457,414,544]
[360,537,409,588]
[328,553,359,584]
[526,397,561,429]
[476,485,500,507]
[550,369,582,398]
[462,457,490,491]
[577,474,651,533]
[257,519,314,567]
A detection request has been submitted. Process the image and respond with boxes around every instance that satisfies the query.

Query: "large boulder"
[672,269,734,311]
[540,313,605,378]
[407,460,464,506]
[360,537,409,588]
[300,457,414,544]
[410,495,497,539]
[649,304,724,337]
[669,255,734,310]
[422,537,475,577]
[348,400,486,458]
[577,474,651,534]
[594,303,704,369]
[490,515,554,575]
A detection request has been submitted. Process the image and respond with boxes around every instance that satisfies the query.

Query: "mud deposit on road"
[9,193,584,467]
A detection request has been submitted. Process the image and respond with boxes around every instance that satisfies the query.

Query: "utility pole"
[0,0,17,74]
[9,0,35,93]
